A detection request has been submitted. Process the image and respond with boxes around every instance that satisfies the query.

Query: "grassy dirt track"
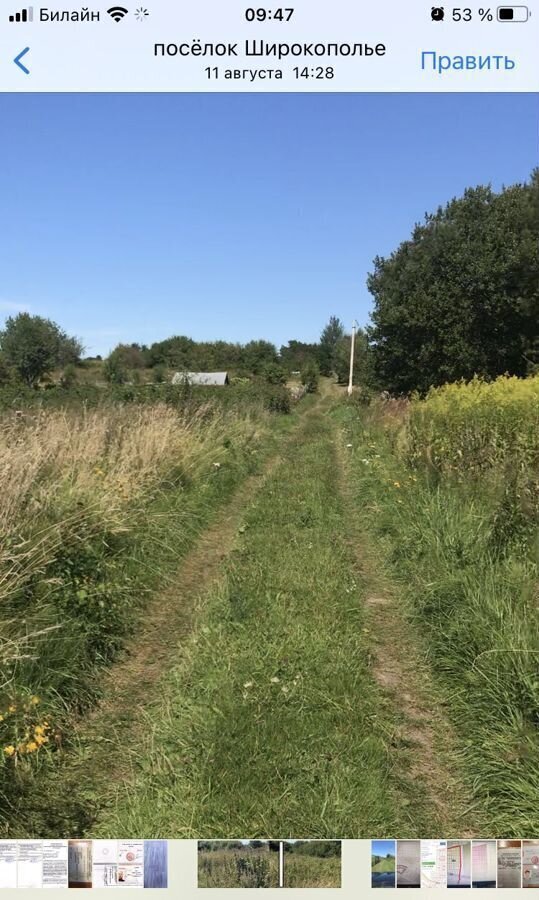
[84,390,469,838]
[8,387,475,838]
[333,431,475,836]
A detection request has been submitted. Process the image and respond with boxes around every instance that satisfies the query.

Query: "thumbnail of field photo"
[198,842,279,888]
[0,93,538,839]
[283,842,341,888]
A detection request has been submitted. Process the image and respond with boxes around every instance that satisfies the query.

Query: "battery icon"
[497,5,529,20]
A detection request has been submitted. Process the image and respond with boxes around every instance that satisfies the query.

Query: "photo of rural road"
[0,93,537,840]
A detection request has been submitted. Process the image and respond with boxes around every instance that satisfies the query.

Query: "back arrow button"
[14,47,30,74]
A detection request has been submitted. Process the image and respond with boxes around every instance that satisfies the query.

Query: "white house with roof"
[171,371,230,386]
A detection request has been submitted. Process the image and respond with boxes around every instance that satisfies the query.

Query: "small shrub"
[103,357,128,384]
[60,363,78,389]
[264,385,291,414]
[263,363,287,385]
[301,360,319,393]
[354,386,374,406]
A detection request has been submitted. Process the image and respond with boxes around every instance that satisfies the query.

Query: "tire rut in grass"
[334,427,477,836]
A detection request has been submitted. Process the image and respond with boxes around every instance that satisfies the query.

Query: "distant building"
[171,371,230,386]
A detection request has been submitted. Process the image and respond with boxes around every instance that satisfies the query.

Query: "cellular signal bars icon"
[9,5,33,20]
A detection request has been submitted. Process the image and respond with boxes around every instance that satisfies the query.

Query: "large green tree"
[0,313,83,387]
[146,334,196,369]
[0,354,12,385]
[240,339,278,374]
[103,343,147,383]
[318,316,345,375]
[279,340,319,373]
[367,171,539,394]
[301,358,319,393]
[106,343,146,371]
[145,335,270,375]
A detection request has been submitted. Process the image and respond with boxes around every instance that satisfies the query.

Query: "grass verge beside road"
[335,397,539,837]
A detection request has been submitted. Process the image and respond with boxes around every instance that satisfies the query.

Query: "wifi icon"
[107,5,128,20]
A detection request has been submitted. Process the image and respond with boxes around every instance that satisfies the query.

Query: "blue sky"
[0,93,537,356]
[372,840,395,858]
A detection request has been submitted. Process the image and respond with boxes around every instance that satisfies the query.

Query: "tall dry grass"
[1,404,247,652]
[1,403,249,535]
[0,399,265,792]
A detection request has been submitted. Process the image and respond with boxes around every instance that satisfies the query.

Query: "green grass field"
[284,854,341,888]
[284,843,341,888]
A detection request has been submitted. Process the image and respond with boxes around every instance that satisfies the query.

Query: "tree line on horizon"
[0,311,354,389]
[197,840,339,857]
[1,170,536,394]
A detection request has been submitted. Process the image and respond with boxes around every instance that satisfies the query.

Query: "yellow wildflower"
[30,696,40,705]
[26,741,38,753]
[3,746,15,757]
[393,481,401,488]
[8,705,16,714]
